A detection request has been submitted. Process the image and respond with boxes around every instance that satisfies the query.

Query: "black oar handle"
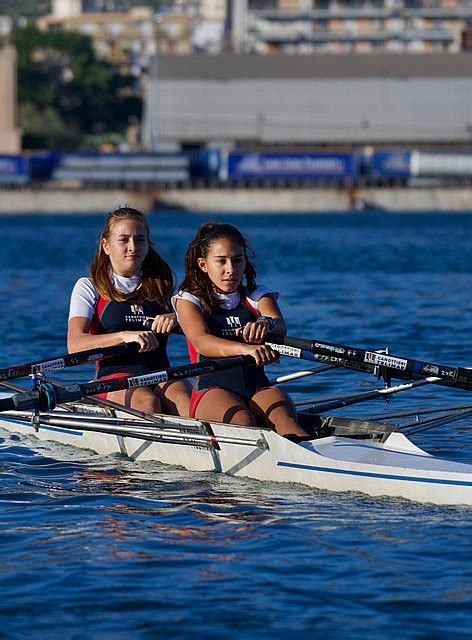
[143,317,183,335]
[266,333,472,392]
[0,342,141,382]
[1,354,256,413]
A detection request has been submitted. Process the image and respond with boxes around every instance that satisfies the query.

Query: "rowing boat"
[1,335,472,506]
[2,398,472,506]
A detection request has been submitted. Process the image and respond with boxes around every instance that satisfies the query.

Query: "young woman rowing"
[173,222,310,441]
[67,207,190,416]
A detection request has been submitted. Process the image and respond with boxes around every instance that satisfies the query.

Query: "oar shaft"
[0,342,140,382]
[308,377,440,414]
[269,364,337,385]
[0,355,256,413]
[266,333,472,392]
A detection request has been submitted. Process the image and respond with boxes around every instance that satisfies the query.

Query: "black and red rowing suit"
[90,296,170,379]
[185,294,271,417]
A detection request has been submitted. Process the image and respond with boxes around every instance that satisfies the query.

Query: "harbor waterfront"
[1,211,472,638]
[1,185,472,213]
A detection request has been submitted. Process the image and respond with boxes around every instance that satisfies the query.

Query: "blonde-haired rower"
[68,207,190,416]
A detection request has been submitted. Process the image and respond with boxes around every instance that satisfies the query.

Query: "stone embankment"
[1,186,472,213]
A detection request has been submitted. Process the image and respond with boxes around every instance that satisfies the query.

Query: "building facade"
[38,5,160,72]
[35,1,472,61]
[247,0,472,54]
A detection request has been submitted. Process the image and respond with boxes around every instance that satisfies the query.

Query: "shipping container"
[52,153,190,183]
[0,155,30,184]
[224,152,358,181]
[411,151,472,177]
[366,150,412,179]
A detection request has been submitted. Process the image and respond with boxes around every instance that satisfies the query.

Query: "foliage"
[13,23,141,150]
[81,131,125,151]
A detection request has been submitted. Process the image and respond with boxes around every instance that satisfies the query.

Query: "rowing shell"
[1,399,472,506]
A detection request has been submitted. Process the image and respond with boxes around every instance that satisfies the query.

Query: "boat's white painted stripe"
[277,461,472,487]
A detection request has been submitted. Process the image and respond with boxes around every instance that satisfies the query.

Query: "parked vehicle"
[2,147,472,186]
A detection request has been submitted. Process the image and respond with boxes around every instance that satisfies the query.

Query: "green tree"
[13,23,141,150]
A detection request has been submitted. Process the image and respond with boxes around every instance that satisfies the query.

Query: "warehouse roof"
[154,52,472,80]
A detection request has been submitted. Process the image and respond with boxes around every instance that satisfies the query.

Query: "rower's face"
[198,238,246,293]
[101,219,149,277]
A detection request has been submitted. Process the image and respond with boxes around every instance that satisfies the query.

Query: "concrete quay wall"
[1,187,472,214]
[160,187,472,212]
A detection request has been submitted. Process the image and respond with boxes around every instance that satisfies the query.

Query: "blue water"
[1,211,472,639]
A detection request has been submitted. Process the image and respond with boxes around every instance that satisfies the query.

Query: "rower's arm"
[175,299,278,367]
[67,316,158,353]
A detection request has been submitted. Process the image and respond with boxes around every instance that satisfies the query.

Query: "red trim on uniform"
[89,295,111,378]
[186,337,199,364]
[89,295,109,335]
[241,295,260,317]
[189,386,218,418]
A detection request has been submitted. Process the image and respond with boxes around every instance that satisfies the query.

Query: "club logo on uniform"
[220,315,242,336]
[125,304,146,325]
[130,304,144,316]
[226,316,241,328]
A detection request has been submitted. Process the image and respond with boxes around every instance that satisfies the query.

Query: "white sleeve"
[68,278,99,321]
[246,284,279,310]
[171,290,203,317]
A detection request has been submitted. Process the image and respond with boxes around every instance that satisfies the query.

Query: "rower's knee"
[222,406,257,427]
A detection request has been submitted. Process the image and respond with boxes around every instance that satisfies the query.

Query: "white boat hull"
[1,405,472,506]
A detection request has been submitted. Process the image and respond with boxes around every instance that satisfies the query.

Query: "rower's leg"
[194,388,256,426]
[156,380,191,417]
[249,387,310,438]
[105,387,162,413]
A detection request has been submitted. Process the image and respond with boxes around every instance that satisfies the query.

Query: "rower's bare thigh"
[157,380,191,417]
[194,388,256,426]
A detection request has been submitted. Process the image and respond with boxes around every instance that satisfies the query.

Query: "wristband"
[257,316,277,331]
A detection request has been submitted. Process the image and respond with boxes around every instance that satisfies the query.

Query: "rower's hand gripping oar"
[0,355,256,414]
[0,342,142,382]
[0,317,185,384]
[265,333,472,392]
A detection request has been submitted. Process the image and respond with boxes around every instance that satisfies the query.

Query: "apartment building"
[246,0,472,53]
[35,1,472,59]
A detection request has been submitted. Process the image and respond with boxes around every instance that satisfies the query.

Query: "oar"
[0,355,256,413]
[401,406,472,437]
[265,333,472,392]
[365,403,472,422]
[0,342,141,382]
[297,376,440,414]
[269,363,337,385]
